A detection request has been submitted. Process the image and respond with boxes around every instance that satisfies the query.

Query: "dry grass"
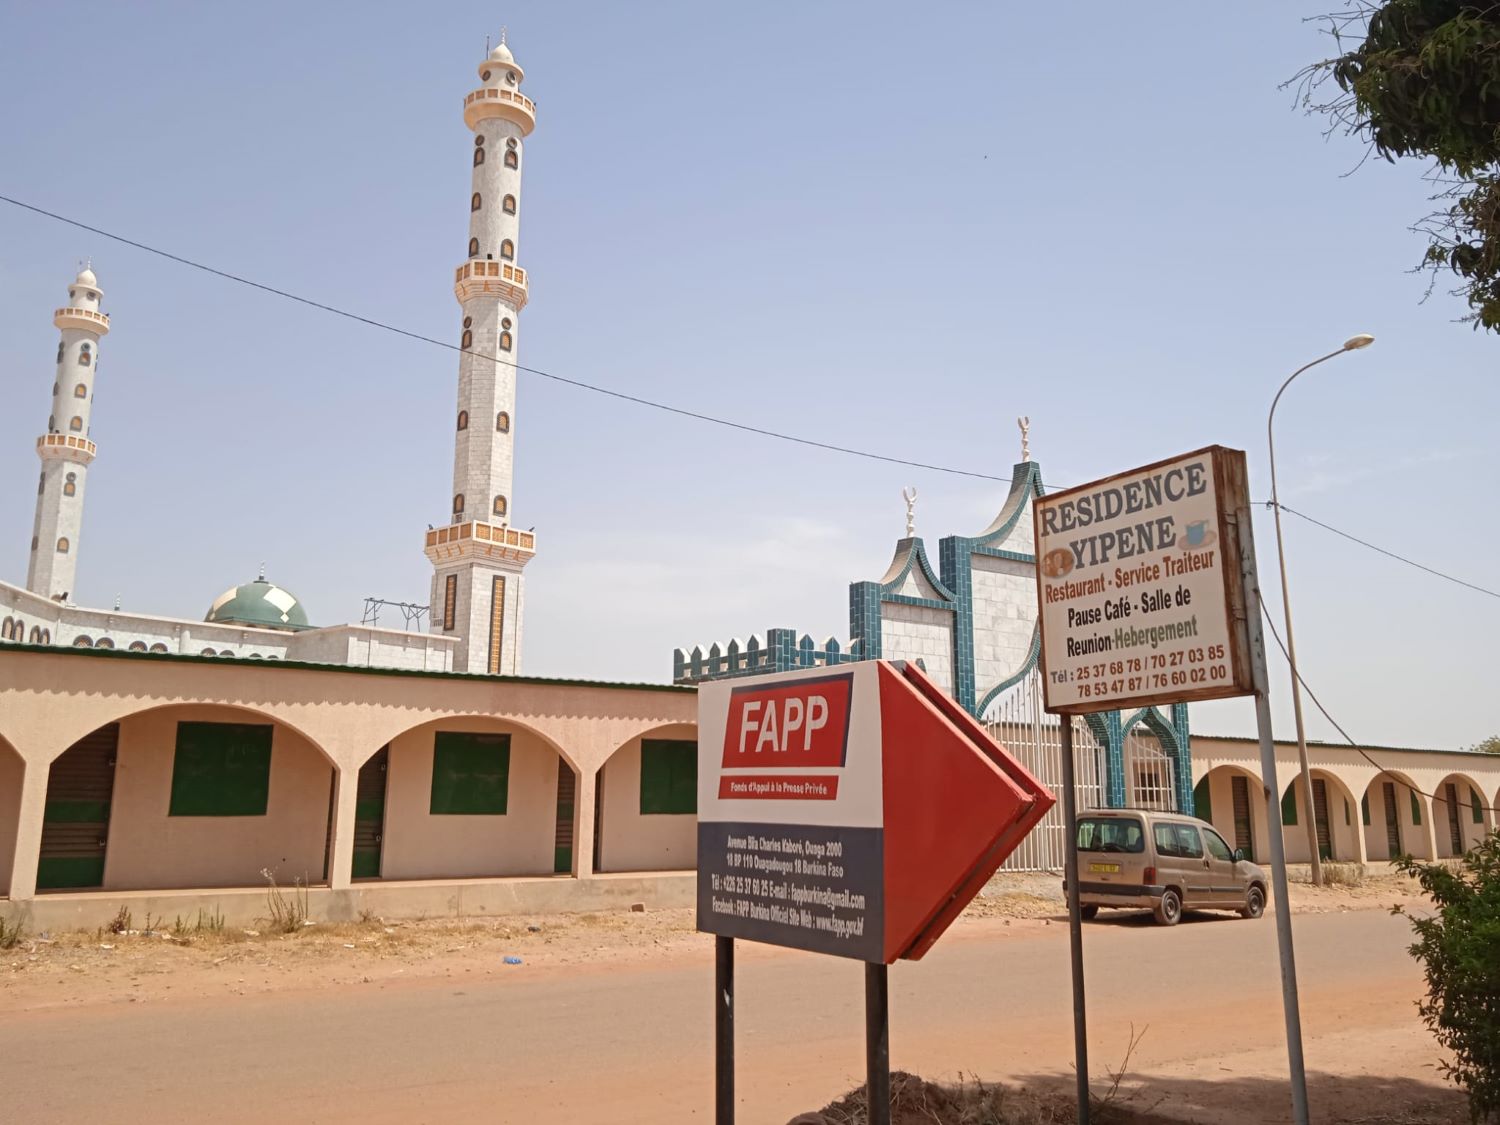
[1321,862,1367,887]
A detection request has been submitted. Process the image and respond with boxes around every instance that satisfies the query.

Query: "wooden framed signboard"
[1033,445,1255,716]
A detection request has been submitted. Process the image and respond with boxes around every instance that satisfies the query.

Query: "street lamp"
[1267,334,1375,888]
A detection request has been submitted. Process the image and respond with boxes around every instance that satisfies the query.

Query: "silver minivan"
[1070,809,1267,925]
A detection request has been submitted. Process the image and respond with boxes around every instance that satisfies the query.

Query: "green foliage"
[1296,3,1500,331]
[1396,831,1500,1122]
[1473,735,1500,754]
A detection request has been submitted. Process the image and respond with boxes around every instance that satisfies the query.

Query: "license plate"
[1088,862,1120,874]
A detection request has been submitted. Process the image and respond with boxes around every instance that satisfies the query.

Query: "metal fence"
[984,669,1106,873]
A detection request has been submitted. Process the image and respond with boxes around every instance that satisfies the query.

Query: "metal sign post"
[1231,500,1311,1125]
[865,964,891,1125]
[715,935,734,1124]
[1059,717,1091,1124]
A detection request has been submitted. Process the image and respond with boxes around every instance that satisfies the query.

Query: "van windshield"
[1076,817,1145,853]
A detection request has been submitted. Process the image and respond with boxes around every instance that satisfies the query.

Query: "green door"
[352,747,388,880]
[37,724,119,889]
[553,759,576,874]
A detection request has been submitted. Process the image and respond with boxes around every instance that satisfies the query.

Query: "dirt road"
[0,905,1459,1123]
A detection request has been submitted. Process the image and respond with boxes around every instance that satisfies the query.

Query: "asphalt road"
[1,908,1431,1123]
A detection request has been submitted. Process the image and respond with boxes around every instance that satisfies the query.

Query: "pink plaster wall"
[597,724,698,873]
[103,707,333,890]
[0,739,23,896]
[380,717,559,880]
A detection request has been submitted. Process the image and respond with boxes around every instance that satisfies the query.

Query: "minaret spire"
[424,35,538,674]
[26,265,108,603]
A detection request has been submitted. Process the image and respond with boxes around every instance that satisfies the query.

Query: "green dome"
[205,578,310,631]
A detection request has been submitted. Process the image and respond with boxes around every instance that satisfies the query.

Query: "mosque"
[0,36,1495,929]
[1,35,538,676]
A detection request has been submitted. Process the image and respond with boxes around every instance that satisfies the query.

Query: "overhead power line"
[1258,598,1497,816]
[1274,502,1500,601]
[2,193,1495,608]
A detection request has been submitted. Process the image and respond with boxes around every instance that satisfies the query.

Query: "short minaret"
[26,266,109,602]
[424,33,538,674]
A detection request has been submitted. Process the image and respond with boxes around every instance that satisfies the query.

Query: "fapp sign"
[1033,445,1254,715]
[697,661,1054,964]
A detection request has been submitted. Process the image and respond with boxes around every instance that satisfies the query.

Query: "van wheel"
[1153,888,1182,926]
[1079,905,1099,921]
[1241,886,1266,920]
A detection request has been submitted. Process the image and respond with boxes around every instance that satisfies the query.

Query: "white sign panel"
[1033,446,1253,715]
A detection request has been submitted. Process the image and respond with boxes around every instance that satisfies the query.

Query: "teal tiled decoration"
[670,457,1194,815]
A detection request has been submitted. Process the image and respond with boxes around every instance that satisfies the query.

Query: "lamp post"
[1267,334,1375,888]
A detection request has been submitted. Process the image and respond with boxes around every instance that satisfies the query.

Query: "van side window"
[1155,823,1204,858]
[1202,828,1233,861]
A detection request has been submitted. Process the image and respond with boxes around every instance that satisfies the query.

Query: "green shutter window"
[1281,785,1297,826]
[169,722,273,816]
[1472,787,1484,825]
[1192,778,1211,822]
[430,732,510,814]
[1361,794,1370,826]
[640,739,697,815]
[1410,790,1422,826]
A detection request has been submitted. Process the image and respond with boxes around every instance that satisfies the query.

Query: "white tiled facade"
[969,553,1037,703]
[427,36,536,675]
[880,603,956,694]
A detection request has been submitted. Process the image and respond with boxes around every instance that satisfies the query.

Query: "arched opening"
[493,495,507,518]
[461,329,473,349]
[1433,773,1492,857]
[504,149,518,169]
[502,194,516,214]
[94,638,114,650]
[77,346,91,367]
[1280,769,1364,863]
[467,237,479,257]
[370,715,580,880]
[1192,764,1267,863]
[500,239,514,260]
[1361,770,1432,861]
[471,192,482,211]
[0,734,25,896]
[593,722,699,874]
[473,146,484,166]
[128,641,147,652]
[63,472,76,497]
[0,618,12,643]
[452,493,465,518]
[68,416,82,432]
[74,383,87,398]
[35,705,336,892]
[148,643,168,654]
[496,410,510,433]
[456,409,469,431]
[499,330,512,352]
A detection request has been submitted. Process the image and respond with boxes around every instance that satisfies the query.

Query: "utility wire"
[1258,597,1497,816]
[0,194,1013,484]
[4,193,1497,608]
[1273,502,1500,601]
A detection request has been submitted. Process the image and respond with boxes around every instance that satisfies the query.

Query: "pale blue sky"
[1,2,1494,747]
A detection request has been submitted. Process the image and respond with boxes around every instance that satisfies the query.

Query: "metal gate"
[37,724,118,889]
[352,746,389,880]
[1313,778,1333,860]
[1231,775,1255,861]
[1445,783,1464,854]
[1122,730,1175,812]
[985,669,1104,873]
[1382,782,1401,856]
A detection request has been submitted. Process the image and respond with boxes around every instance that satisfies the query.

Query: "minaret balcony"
[463,86,536,135]
[36,432,97,463]
[53,307,110,335]
[454,259,529,308]
[424,520,537,566]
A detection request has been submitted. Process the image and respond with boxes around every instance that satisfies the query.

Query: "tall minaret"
[26,266,108,603]
[424,32,538,674]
